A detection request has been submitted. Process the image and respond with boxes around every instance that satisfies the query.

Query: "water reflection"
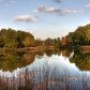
[0,49,35,71]
[61,49,72,58]
[70,50,90,71]
[0,48,90,90]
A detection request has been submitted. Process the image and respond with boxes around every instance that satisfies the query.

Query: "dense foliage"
[0,28,34,47]
[0,28,61,48]
[66,24,90,46]
[70,50,90,70]
[1,24,90,48]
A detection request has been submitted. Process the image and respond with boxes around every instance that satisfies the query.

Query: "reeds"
[0,65,90,90]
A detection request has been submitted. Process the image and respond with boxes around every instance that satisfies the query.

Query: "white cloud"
[53,0,63,3]
[10,0,16,4]
[85,4,90,8]
[29,0,63,3]
[37,5,56,13]
[0,0,16,3]
[0,0,16,7]
[60,9,83,15]
[14,15,37,22]
[35,5,83,16]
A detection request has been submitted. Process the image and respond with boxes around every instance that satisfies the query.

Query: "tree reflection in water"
[0,48,62,71]
[0,49,36,71]
[0,48,90,90]
[70,50,90,71]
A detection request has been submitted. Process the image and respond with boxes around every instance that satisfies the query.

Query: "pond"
[0,49,90,90]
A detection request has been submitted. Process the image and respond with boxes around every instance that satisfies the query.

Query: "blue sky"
[0,0,90,39]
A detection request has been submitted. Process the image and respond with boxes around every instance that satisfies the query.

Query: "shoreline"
[0,46,58,53]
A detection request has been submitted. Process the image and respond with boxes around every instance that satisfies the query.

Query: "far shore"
[1,45,90,53]
[79,45,90,54]
[0,45,57,53]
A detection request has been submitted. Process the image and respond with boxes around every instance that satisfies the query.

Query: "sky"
[0,0,90,39]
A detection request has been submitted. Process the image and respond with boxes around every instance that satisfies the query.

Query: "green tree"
[22,32,34,47]
[0,28,18,47]
[34,39,44,46]
[16,31,34,47]
[16,31,27,47]
[66,24,90,45]
[23,36,34,47]
[0,32,4,47]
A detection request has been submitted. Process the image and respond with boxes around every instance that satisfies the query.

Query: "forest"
[0,24,90,48]
[66,24,90,46]
[0,28,60,48]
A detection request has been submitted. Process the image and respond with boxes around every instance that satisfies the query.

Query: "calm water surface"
[0,49,90,90]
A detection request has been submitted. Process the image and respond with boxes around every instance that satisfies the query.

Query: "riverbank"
[79,46,90,54]
[1,45,90,54]
[0,46,58,53]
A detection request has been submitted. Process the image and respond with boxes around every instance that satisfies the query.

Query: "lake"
[0,49,90,90]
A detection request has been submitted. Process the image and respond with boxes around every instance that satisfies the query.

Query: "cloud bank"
[14,15,37,22]
[53,0,63,3]
[85,4,90,8]
[35,5,83,16]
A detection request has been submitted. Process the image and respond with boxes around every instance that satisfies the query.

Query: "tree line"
[62,24,90,47]
[0,28,61,48]
[0,24,90,48]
